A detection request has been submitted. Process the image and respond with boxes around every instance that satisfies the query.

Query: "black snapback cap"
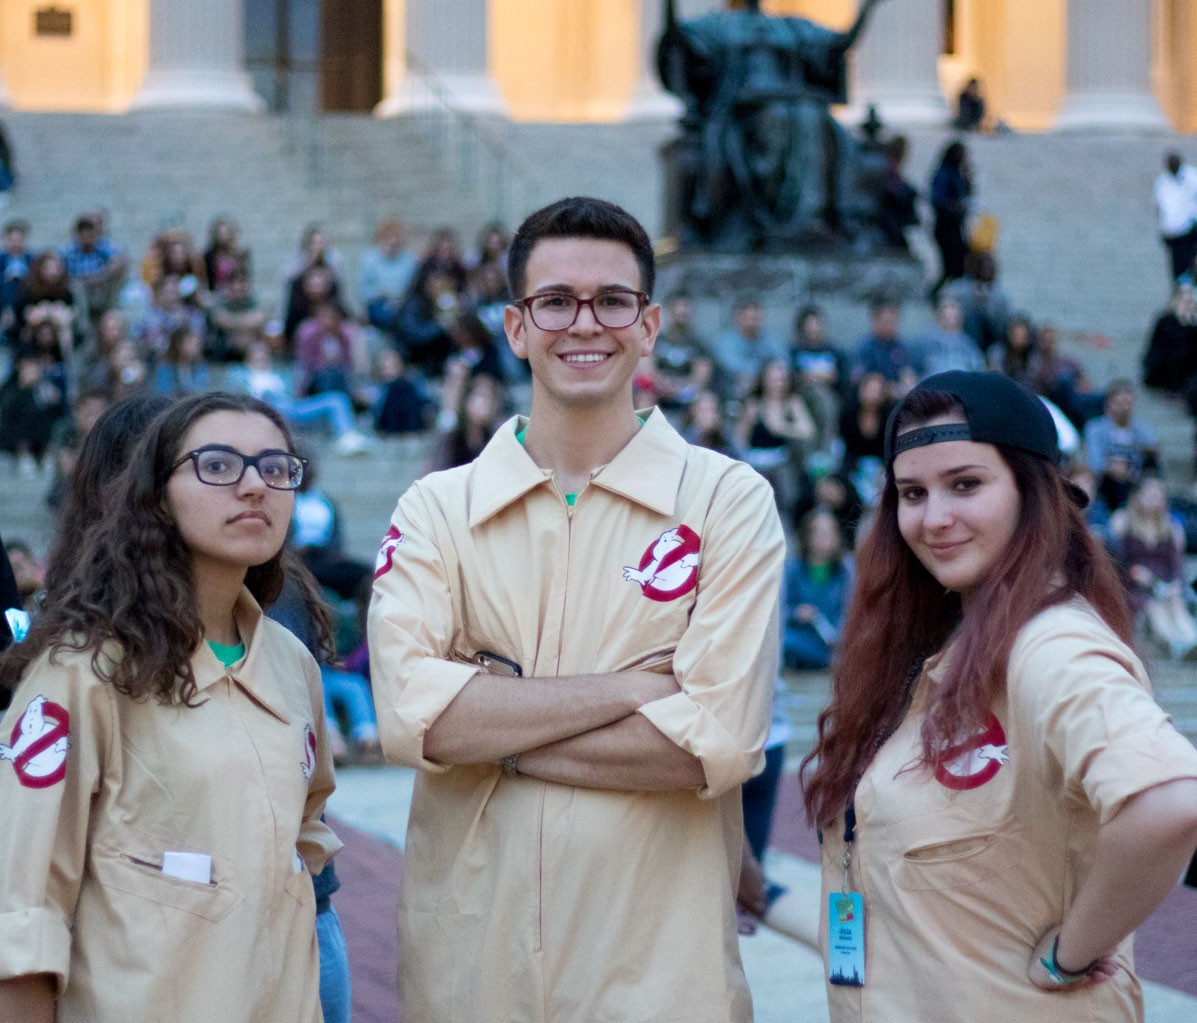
[883,370,1062,468]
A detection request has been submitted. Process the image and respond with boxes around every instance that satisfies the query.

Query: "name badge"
[827,891,865,987]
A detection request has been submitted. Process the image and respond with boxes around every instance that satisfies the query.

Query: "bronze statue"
[658,0,888,253]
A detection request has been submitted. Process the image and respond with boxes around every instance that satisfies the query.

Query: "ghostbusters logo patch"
[374,524,405,580]
[300,724,317,780]
[934,713,1009,791]
[623,525,701,602]
[0,695,71,789]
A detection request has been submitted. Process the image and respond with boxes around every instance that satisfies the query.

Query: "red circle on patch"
[934,713,1008,791]
[636,524,701,602]
[374,525,405,580]
[9,698,70,789]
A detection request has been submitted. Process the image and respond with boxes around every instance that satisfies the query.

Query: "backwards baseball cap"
[884,370,1087,505]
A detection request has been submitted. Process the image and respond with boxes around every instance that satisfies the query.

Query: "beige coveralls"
[819,598,1197,1023]
[0,590,340,1023]
[370,409,785,1023]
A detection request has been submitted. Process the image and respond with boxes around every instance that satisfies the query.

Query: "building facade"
[0,0,1190,131]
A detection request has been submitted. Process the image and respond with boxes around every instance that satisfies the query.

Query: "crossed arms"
[423,668,706,791]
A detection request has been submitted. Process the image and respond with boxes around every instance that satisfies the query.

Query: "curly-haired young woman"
[0,392,339,1023]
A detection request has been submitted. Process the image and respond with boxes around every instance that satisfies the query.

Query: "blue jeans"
[276,392,356,438]
[783,623,832,670]
[317,906,351,1023]
[742,744,785,862]
[322,666,378,743]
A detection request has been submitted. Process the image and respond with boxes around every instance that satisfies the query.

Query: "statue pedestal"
[656,249,925,336]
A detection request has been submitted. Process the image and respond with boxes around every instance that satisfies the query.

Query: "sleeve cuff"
[299,819,345,876]
[1083,723,1197,824]
[377,656,480,771]
[638,692,764,800]
[0,907,72,994]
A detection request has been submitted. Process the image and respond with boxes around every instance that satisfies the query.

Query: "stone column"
[0,15,9,109]
[131,0,262,111]
[625,0,685,121]
[1055,0,1169,131]
[851,0,948,126]
[376,0,506,117]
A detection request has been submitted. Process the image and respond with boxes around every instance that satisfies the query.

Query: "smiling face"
[892,418,1022,605]
[504,236,659,415]
[165,411,295,585]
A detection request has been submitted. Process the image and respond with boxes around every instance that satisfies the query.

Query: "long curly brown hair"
[801,389,1132,828]
[1,392,333,704]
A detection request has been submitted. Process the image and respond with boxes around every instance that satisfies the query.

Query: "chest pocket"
[886,810,1021,893]
[90,829,243,922]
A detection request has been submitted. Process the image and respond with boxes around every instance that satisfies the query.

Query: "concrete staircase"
[0,110,1193,471]
[0,110,498,308]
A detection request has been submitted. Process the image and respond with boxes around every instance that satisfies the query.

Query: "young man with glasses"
[370,197,784,1022]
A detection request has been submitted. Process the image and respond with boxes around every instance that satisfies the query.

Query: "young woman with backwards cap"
[802,370,1197,1021]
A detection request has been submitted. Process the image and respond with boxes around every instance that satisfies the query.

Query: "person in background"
[207,271,267,363]
[58,214,128,319]
[639,290,713,418]
[139,274,206,359]
[227,339,371,456]
[711,294,788,407]
[425,361,507,473]
[44,389,110,511]
[373,347,434,436]
[915,295,985,378]
[1032,322,1103,429]
[928,140,972,301]
[466,221,510,274]
[681,389,737,458]
[944,251,1013,355]
[1142,280,1197,395]
[839,370,893,479]
[0,219,33,343]
[283,265,346,353]
[1,345,66,476]
[804,370,1197,1022]
[294,302,367,401]
[851,300,916,400]
[393,267,459,378]
[1083,380,1160,512]
[988,314,1037,388]
[953,77,987,132]
[788,304,847,447]
[734,359,817,517]
[1153,150,1197,282]
[142,227,208,310]
[358,218,418,341]
[152,324,210,397]
[783,508,854,671]
[202,216,251,298]
[1108,475,1197,661]
[878,135,919,252]
[0,120,14,206]
[43,394,174,605]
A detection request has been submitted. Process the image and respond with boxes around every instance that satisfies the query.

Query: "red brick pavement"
[330,778,1197,1022]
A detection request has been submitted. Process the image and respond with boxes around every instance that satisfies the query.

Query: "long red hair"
[801,391,1132,828]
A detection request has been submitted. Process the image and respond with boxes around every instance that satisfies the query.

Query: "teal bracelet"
[1040,935,1097,985]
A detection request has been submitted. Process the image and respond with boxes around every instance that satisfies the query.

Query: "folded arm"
[515,712,704,791]
[0,975,55,1023]
[423,669,680,765]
